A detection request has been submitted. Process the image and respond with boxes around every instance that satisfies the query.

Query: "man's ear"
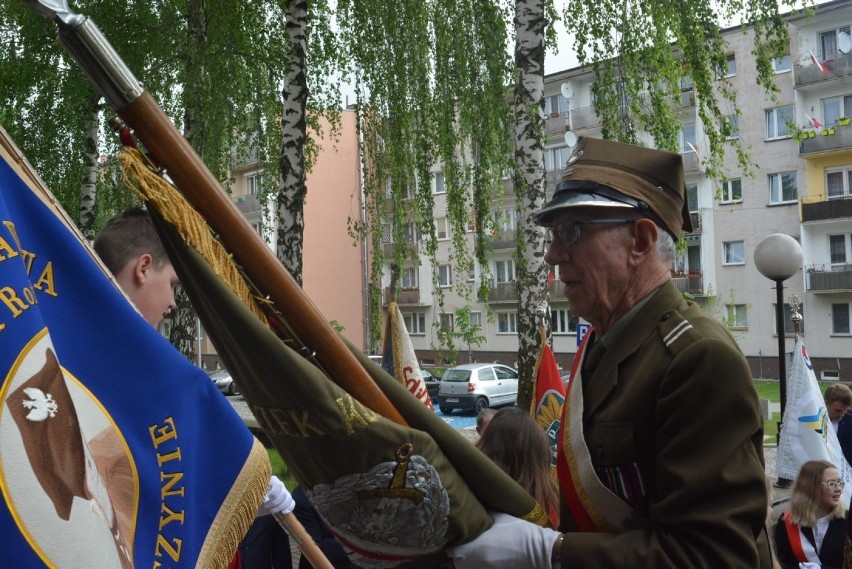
[632,219,658,257]
[132,253,154,285]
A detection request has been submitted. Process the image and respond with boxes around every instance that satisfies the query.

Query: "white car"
[209,370,240,396]
[437,363,518,414]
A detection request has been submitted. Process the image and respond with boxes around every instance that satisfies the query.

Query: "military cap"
[532,137,693,239]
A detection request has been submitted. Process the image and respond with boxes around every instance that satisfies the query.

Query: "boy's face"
[136,262,179,328]
[115,254,179,328]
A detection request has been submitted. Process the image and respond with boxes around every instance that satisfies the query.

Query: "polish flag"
[686,141,701,164]
[806,114,823,128]
[809,49,827,74]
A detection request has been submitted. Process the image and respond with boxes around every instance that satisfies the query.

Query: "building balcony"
[382,241,420,257]
[545,112,570,135]
[794,52,852,87]
[547,279,565,299]
[806,265,852,292]
[569,105,600,131]
[799,122,852,155]
[383,286,422,306]
[800,193,852,222]
[688,211,701,233]
[671,273,704,296]
[233,193,262,215]
[681,150,699,172]
[674,89,695,110]
[487,229,517,250]
[488,281,517,304]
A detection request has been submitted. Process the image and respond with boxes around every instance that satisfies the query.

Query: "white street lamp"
[754,233,802,444]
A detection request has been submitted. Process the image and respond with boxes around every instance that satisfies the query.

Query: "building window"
[551,308,579,334]
[466,266,476,283]
[772,54,792,73]
[773,304,804,334]
[401,266,418,288]
[686,183,699,213]
[469,311,482,327]
[493,208,517,231]
[495,259,516,283]
[679,122,697,153]
[721,53,736,77]
[765,106,793,139]
[433,172,446,195]
[439,312,454,331]
[403,222,421,244]
[544,93,570,116]
[723,241,745,265]
[674,242,701,274]
[832,304,851,335]
[722,115,739,139]
[404,312,427,335]
[251,221,262,235]
[545,146,572,172]
[437,264,452,287]
[826,167,852,200]
[247,172,261,195]
[719,178,742,203]
[820,27,851,61]
[768,171,797,204]
[830,234,849,269]
[497,311,518,334]
[725,304,748,328]
[435,217,450,240]
[822,96,852,126]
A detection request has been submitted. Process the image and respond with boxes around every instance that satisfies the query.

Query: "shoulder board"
[658,310,700,355]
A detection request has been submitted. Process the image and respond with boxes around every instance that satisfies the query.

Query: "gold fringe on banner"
[118,147,267,324]
[198,440,272,568]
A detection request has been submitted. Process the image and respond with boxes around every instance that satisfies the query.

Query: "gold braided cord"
[198,439,272,568]
[118,147,267,324]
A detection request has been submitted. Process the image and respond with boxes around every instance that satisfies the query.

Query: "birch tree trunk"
[513,0,549,410]
[79,94,100,240]
[276,0,309,286]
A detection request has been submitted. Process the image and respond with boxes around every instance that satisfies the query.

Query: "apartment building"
[201,110,368,368]
[383,0,852,378]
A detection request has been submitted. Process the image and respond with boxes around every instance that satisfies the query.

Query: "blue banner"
[0,145,267,568]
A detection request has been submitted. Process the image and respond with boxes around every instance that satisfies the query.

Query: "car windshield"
[443,369,472,382]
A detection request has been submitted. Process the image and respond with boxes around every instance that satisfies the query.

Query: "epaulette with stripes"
[658,310,701,355]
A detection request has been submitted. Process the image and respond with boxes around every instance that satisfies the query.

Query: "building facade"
[201,110,368,368]
[382,0,852,379]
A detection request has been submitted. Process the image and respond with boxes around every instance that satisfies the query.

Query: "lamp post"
[753,234,803,444]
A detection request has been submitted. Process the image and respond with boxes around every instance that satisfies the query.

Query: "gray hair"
[656,228,676,263]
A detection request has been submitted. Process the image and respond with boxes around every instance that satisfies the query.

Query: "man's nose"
[544,239,563,266]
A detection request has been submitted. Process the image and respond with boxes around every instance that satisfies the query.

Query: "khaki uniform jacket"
[559,281,772,568]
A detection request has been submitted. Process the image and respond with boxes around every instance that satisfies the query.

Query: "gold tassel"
[197,440,273,568]
[118,148,267,324]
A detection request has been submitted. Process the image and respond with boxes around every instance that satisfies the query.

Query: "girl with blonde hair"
[774,460,846,568]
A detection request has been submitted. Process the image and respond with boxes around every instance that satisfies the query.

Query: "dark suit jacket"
[836,412,852,467]
[559,280,771,568]
[293,486,351,569]
[774,514,845,569]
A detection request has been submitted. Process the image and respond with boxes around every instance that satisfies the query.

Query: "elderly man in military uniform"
[448,137,772,568]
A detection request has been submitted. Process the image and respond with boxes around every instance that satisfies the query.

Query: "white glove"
[446,512,561,569]
[256,475,295,517]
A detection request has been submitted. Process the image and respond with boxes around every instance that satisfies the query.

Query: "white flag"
[776,337,852,502]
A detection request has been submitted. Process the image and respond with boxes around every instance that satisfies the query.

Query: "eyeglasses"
[822,479,845,491]
[546,219,636,246]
